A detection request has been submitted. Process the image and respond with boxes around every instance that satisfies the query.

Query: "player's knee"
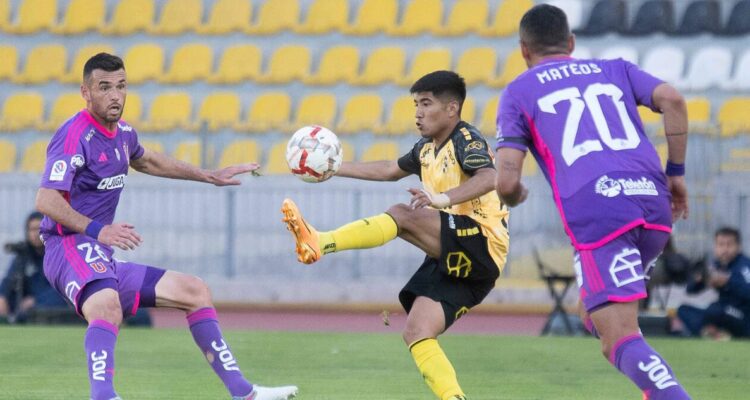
[182,275,213,309]
[402,325,431,346]
[387,204,412,231]
[82,290,123,326]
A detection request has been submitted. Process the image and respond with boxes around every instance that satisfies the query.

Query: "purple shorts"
[42,234,165,317]
[575,227,669,312]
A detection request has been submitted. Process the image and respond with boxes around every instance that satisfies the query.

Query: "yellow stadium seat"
[102,0,155,35]
[63,44,114,83]
[337,94,383,134]
[462,97,476,126]
[686,97,711,126]
[42,92,84,131]
[0,92,44,131]
[481,0,533,37]
[718,97,750,137]
[6,0,57,34]
[196,92,241,131]
[438,0,489,36]
[161,44,213,84]
[264,140,289,175]
[247,0,299,34]
[293,93,337,129]
[492,49,526,88]
[479,97,499,136]
[0,0,9,32]
[199,0,252,34]
[239,92,292,133]
[124,44,164,84]
[20,140,48,173]
[122,92,143,127]
[638,106,661,126]
[0,140,16,172]
[340,140,354,162]
[304,45,360,85]
[361,141,399,162]
[0,45,18,81]
[353,47,405,86]
[142,92,192,132]
[138,140,165,155]
[173,141,205,167]
[456,47,497,86]
[15,44,67,84]
[257,45,311,84]
[53,0,104,34]
[209,45,261,84]
[219,140,260,168]
[296,0,349,34]
[380,95,415,135]
[343,0,397,35]
[150,0,202,35]
[400,48,452,86]
[389,0,443,36]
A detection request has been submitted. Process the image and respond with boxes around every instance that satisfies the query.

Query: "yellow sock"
[409,338,465,400]
[317,213,398,254]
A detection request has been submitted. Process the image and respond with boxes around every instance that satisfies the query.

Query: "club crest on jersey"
[71,154,85,169]
[49,160,67,181]
[97,174,126,190]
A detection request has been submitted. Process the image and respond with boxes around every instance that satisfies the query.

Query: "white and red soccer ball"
[286,125,343,183]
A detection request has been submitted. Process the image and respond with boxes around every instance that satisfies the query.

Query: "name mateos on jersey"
[536,62,603,84]
[97,174,126,190]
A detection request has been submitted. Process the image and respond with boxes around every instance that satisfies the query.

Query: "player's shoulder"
[50,111,89,143]
[451,121,487,146]
[117,120,136,133]
[411,136,432,153]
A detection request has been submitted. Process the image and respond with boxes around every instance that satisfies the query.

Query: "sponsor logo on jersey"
[97,174,126,190]
[465,141,484,151]
[596,175,658,197]
[49,160,67,181]
[65,281,80,304]
[85,129,95,142]
[118,122,132,132]
[71,154,85,169]
[609,247,643,287]
[463,153,491,168]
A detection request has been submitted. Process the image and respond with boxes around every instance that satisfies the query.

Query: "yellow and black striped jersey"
[398,121,510,270]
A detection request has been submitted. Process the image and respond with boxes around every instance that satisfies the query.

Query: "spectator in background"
[677,227,750,339]
[0,211,67,323]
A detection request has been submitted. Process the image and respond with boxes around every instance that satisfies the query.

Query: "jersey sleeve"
[397,142,422,178]
[39,128,86,192]
[455,126,494,174]
[128,127,144,161]
[623,60,664,112]
[495,90,531,152]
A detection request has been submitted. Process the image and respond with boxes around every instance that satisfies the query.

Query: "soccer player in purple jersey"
[34,53,297,400]
[494,5,691,400]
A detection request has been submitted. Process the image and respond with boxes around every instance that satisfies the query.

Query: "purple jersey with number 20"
[496,57,672,251]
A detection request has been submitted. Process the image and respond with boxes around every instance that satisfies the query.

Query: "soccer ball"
[286,125,343,183]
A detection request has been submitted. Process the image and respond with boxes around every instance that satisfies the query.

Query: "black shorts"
[399,212,500,329]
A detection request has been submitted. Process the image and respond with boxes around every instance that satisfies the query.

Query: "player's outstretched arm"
[494,148,528,207]
[652,83,689,220]
[35,188,142,250]
[336,160,410,182]
[130,148,259,186]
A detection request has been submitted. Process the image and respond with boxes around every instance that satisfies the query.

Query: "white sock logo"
[90,351,108,381]
[638,355,678,389]
[211,339,239,371]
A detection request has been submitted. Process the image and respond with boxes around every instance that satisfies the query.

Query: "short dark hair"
[519,4,571,56]
[410,70,466,111]
[83,52,125,82]
[715,227,741,244]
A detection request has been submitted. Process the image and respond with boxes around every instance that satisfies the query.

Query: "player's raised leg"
[154,271,297,400]
[80,283,123,400]
[403,297,466,400]
[281,198,399,264]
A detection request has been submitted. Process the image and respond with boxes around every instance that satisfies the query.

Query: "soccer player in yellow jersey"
[281,71,509,400]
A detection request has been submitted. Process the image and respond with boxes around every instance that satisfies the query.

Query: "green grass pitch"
[0,326,747,399]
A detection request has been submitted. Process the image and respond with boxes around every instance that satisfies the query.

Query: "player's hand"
[208,163,260,186]
[98,223,142,251]
[708,270,730,288]
[667,175,689,221]
[407,188,450,209]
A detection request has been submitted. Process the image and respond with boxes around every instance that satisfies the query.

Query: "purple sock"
[85,320,118,400]
[610,334,691,400]
[187,307,253,397]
